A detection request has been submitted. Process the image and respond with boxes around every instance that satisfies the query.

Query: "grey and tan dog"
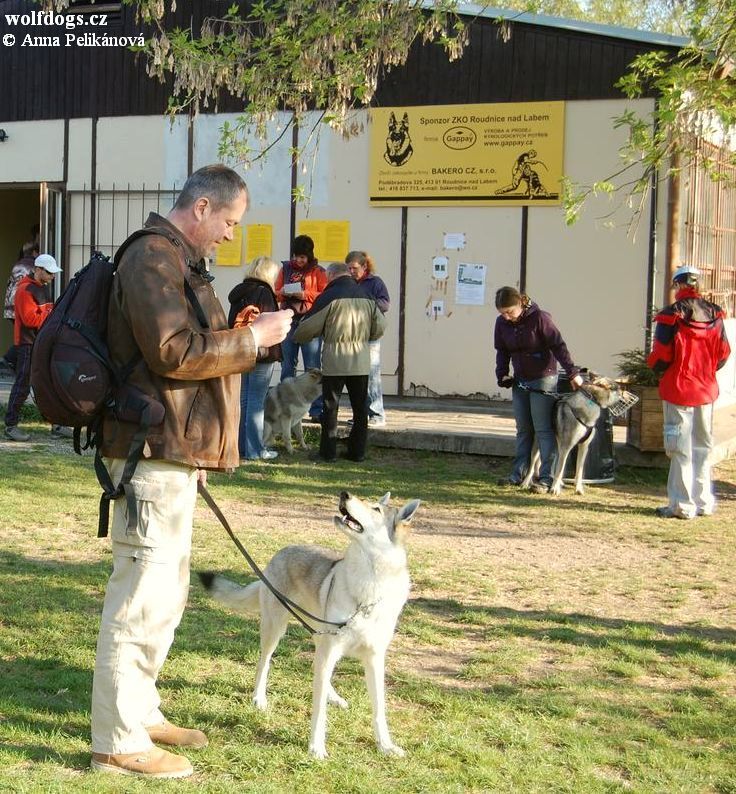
[199,490,420,759]
[262,368,322,454]
[521,373,635,495]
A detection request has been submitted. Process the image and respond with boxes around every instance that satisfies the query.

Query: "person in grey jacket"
[294,262,385,462]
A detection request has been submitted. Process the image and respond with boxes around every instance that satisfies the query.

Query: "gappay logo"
[442,126,477,151]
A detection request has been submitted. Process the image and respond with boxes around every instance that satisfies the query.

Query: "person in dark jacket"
[494,286,582,493]
[647,264,731,519]
[347,250,390,426]
[294,262,385,462]
[228,256,283,461]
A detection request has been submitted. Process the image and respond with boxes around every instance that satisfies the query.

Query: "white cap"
[672,264,700,282]
[34,254,61,274]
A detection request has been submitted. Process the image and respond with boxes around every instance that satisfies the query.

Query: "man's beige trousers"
[91,459,197,754]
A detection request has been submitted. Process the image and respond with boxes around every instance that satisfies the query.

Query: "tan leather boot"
[146,719,209,748]
[91,746,193,778]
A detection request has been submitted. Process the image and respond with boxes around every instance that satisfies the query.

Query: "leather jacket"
[101,213,257,470]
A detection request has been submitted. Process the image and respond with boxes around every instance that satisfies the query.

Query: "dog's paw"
[309,744,328,760]
[550,485,563,496]
[252,694,268,711]
[574,486,586,495]
[378,743,405,757]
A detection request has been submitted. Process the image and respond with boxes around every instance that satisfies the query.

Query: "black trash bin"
[557,374,615,484]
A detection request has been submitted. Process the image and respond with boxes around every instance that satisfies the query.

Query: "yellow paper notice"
[297,220,350,263]
[369,102,565,206]
[215,225,243,266]
[245,224,273,261]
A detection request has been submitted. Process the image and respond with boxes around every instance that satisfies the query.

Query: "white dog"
[200,490,420,758]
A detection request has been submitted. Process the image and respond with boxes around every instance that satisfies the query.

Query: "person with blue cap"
[647,264,731,518]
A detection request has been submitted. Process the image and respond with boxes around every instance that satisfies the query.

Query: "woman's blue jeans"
[239,361,276,459]
[367,339,384,419]
[511,374,558,485]
[280,318,323,418]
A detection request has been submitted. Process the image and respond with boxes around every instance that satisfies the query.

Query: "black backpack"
[30,229,181,537]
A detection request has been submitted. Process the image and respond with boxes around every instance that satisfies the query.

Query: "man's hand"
[197,469,207,487]
[570,374,584,390]
[498,375,514,388]
[250,308,294,349]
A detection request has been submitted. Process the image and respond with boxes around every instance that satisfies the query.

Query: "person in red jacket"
[4,254,60,441]
[647,264,731,519]
[274,235,327,420]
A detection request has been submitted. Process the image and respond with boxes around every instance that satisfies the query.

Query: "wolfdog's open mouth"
[338,494,364,533]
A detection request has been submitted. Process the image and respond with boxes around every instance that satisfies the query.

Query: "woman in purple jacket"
[494,287,582,493]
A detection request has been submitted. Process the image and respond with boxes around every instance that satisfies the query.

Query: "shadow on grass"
[411,597,736,663]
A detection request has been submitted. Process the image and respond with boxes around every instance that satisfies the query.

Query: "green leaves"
[134,0,466,164]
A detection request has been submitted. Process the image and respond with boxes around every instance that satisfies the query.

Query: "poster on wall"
[297,220,350,263]
[215,225,243,266]
[455,263,487,305]
[369,102,564,206]
[245,224,273,261]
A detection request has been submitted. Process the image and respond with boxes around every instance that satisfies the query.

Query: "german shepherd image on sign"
[383,112,413,167]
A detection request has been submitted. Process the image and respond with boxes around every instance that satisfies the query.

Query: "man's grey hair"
[174,164,249,211]
[327,262,350,280]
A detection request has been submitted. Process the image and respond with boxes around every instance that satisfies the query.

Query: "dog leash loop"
[197,482,348,635]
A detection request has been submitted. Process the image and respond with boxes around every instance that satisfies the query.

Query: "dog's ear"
[394,499,420,544]
[379,492,391,506]
[398,499,420,522]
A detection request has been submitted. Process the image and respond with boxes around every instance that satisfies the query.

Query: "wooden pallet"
[626,386,664,452]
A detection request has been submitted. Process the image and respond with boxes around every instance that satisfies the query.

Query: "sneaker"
[308,414,322,424]
[260,449,278,461]
[90,746,193,778]
[368,416,386,427]
[146,719,208,749]
[530,482,551,494]
[4,426,30,442]
[496,476,522,487]
[51,425,74,439]
[655,506,693,520]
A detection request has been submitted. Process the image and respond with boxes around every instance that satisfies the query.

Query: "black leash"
[197,482,348,636]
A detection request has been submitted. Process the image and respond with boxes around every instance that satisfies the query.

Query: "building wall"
[292,101,658,396]
[0,120,64,183]
[6,98,713,401]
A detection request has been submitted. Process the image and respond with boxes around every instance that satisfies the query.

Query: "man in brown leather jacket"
[90,165,292,779]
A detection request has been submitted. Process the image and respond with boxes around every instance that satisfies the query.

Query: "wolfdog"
[521,373,634,495]
[200,490,420,758]
[262,368,322,454]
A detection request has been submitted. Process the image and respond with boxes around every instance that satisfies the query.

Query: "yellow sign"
[369,102,565,206]
[215,225,243,266]
[297,220,350,263]
[245,224,273,261]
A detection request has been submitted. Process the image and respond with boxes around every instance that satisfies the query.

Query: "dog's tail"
[198,572,261,615]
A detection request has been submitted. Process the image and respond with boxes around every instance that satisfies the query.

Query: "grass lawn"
[0,418,734,792]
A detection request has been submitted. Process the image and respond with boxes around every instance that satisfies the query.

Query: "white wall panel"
[0,120,64,182]
[527,99,655,379]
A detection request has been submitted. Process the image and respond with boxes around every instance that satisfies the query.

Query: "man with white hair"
[4,253,60,442]
[647,264,731,519]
